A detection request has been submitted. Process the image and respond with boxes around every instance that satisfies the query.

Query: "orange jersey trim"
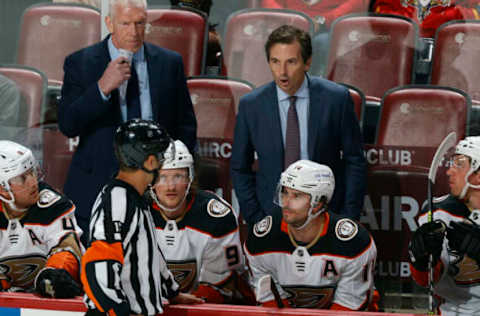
[81,241,124,312]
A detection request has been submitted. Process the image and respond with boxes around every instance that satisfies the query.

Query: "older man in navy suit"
[231,25,366,224]
[59,0,197,244]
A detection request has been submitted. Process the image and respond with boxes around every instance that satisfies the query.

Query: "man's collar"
[108,36,145,62]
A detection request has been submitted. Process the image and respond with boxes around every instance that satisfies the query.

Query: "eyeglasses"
[449,156,470,170]
[9,167,39,186]
[156,173,189,186]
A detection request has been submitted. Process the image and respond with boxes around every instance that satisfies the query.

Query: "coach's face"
[268,40,311,96]
[106,4,147,52]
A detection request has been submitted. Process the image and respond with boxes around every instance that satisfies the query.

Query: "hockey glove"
[35,268,82,298]
[409,220,446,271]
[448,221,480,264]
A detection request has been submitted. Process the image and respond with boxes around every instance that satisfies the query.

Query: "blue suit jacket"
[231,75,366,224]
[58,37,197,222]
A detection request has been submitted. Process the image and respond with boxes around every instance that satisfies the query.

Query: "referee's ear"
[144,154,159,171]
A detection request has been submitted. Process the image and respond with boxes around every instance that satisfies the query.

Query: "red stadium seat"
[42,125,77,192]
[146,7,208,76]
[430,20,480,102]
[16,3,101,86]
[187,77,253,201]
[223,8,314,87]
[327,14,417,99]
[376,85,470,147]
[0,65,46,129]
[188,76,254,139]
[339,83,365,124]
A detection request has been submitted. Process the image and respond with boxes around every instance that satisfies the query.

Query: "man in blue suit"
[231,25,366,224]
[58,0,197,244]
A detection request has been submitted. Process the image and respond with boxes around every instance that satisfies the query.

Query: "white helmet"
[454,136,480,198]
[161,140,194,182]
[0,140,37,206]
[150,140,194,213]
[275,160,335,229]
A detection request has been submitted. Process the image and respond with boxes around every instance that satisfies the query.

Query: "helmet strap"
[296,203,325,231]
[150,181,191,213]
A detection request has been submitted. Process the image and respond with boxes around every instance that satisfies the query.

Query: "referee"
[81,119,203,316]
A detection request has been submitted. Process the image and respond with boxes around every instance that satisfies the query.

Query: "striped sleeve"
[81,187,130,315]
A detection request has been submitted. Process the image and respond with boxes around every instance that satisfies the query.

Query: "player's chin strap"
[296,204,326,231]
[149,182,191,213]
[0,190,28,213]
[459,167,480,199]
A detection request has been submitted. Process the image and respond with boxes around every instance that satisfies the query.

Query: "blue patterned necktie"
[284,95,300,168]
[126,61,141,120]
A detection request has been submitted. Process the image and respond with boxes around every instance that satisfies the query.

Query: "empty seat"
[327,14,417,99]
[223,8,314,87]
[188,76,254,202]
[16,3,101,86]
[339,83,365,124]
[42,125,77,192]
[188,76,254,139]
[430,20,480,102]
[146,7,208,76]
[0,65,47,129]
[376,85,470,147]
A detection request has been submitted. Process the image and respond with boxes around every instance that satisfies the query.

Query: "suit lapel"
[145,44,162,120]
[307,75,323,157]
[263,83,285,162]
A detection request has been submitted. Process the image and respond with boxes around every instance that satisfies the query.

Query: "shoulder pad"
[253,215,273,238]
[37,189,61,208]
[433,194,449,203]
[206,199,231,218]
[334,218,358,241]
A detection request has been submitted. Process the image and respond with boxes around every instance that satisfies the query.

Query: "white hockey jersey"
[414,194,480,315]
[0,182,83,290]
[150,190,243,293]
[245,212,377,310]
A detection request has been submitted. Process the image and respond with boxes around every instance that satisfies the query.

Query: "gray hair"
[109,0,147,18]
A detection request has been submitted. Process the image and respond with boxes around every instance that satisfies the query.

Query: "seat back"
[431,20,480,102]
[327,14,417,98]
[339,83,365,124]
[376,85,470,147]
[146,7,208,76]
[188,77,253,201]
[17,3,101,85]
[0,65,47,129]
[188,77,254,139]
[223,8,314,87]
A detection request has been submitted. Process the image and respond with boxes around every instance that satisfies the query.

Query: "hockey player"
[409,136,480,315]
[81,120,203,316]
[244,160,377,310]
[0,140,83,298]
[149,140,255,304]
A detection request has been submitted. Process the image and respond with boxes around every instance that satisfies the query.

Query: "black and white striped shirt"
[82,179,179,316]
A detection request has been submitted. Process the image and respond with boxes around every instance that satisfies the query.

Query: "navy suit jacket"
[231,75,366,224]
[58,36,197,222]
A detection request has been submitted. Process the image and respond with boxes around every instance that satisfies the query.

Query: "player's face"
[268,41,311,96]
[447,154,471,197]
[106,4,146,53]
[280,186,311,227]
[154,168,190,209]
[7,167,39,209]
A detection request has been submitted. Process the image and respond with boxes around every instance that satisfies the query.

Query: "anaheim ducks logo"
[283,285,335,308]
[254,216,272,237]
[37,189,61,208]
[335,219,358,241]
[0,255,46,288]
[167,260,197,292]
[207,200,231,218]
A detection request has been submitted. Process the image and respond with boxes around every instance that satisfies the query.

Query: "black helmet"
[114,119,171,169]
